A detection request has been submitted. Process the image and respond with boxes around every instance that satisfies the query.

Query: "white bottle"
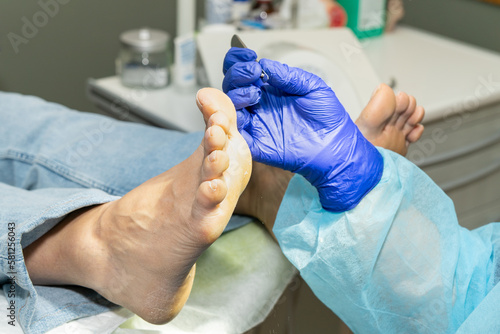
[175,0,197,91]
[174,34,197,92]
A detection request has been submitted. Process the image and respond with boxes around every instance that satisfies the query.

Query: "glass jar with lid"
[117,28,170,89]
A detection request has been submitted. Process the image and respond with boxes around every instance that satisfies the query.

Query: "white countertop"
[87,77,205,132]
[362,26,500,123]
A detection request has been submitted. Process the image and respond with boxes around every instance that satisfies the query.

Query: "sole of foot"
[90,88,252,324]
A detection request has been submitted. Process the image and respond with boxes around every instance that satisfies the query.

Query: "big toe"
[196,87,237,127]
[357,83,397,129]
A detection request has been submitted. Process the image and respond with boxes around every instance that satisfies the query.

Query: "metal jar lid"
[120,28,169,53]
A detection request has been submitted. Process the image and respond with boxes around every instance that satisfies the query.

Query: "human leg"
[2,88,251,333]
[22,87,251,325]
[0,90,252,233]
[23,87,251,325]
[0,183,120,334]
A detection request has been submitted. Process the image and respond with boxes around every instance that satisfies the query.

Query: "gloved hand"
[223,47,384,212]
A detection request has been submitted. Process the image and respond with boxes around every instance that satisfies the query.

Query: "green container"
[336,0,386,39]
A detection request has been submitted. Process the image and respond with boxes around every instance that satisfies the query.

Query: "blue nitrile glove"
[223,47,384,212]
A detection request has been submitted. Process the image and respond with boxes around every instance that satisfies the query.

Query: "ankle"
[258,174,292,231]
[63,203,113,290]
[23,202,113,289]
[238,163,293,230]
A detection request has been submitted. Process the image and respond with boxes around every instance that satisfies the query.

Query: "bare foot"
[355,83,425,156]
[24,88,251,325]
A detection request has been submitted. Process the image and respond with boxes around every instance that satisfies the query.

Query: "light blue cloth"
[274,148,500,333]
[0,91,251,334]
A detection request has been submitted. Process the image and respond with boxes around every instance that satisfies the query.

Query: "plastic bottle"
[175,0,197,91]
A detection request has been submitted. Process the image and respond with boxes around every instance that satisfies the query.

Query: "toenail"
[208,180,217,192]
[196,89,203,106]
[209,151,217,162]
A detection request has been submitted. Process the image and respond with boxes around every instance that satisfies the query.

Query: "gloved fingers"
[227,86,262,110]
[236,108,253,132]
[223,61,263,93]
[223,47,258,74]
[260,58,328,96]
[236,109,266,163]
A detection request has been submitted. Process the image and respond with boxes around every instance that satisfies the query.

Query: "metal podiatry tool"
[231,34,269,83]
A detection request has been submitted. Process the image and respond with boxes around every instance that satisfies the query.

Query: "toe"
[407,124,425,143]
[402,104,424,136]
[408,105,425,126]
[396,95,417,129]
[204,125,227,155]
[395,92,410,115]
[202,150,230,180]
[192,178,230,245]
[356,83,396,129]
[195,179,228,210]
[196,87,236,126]
[196,88,219,123]
[207,111,230,134]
